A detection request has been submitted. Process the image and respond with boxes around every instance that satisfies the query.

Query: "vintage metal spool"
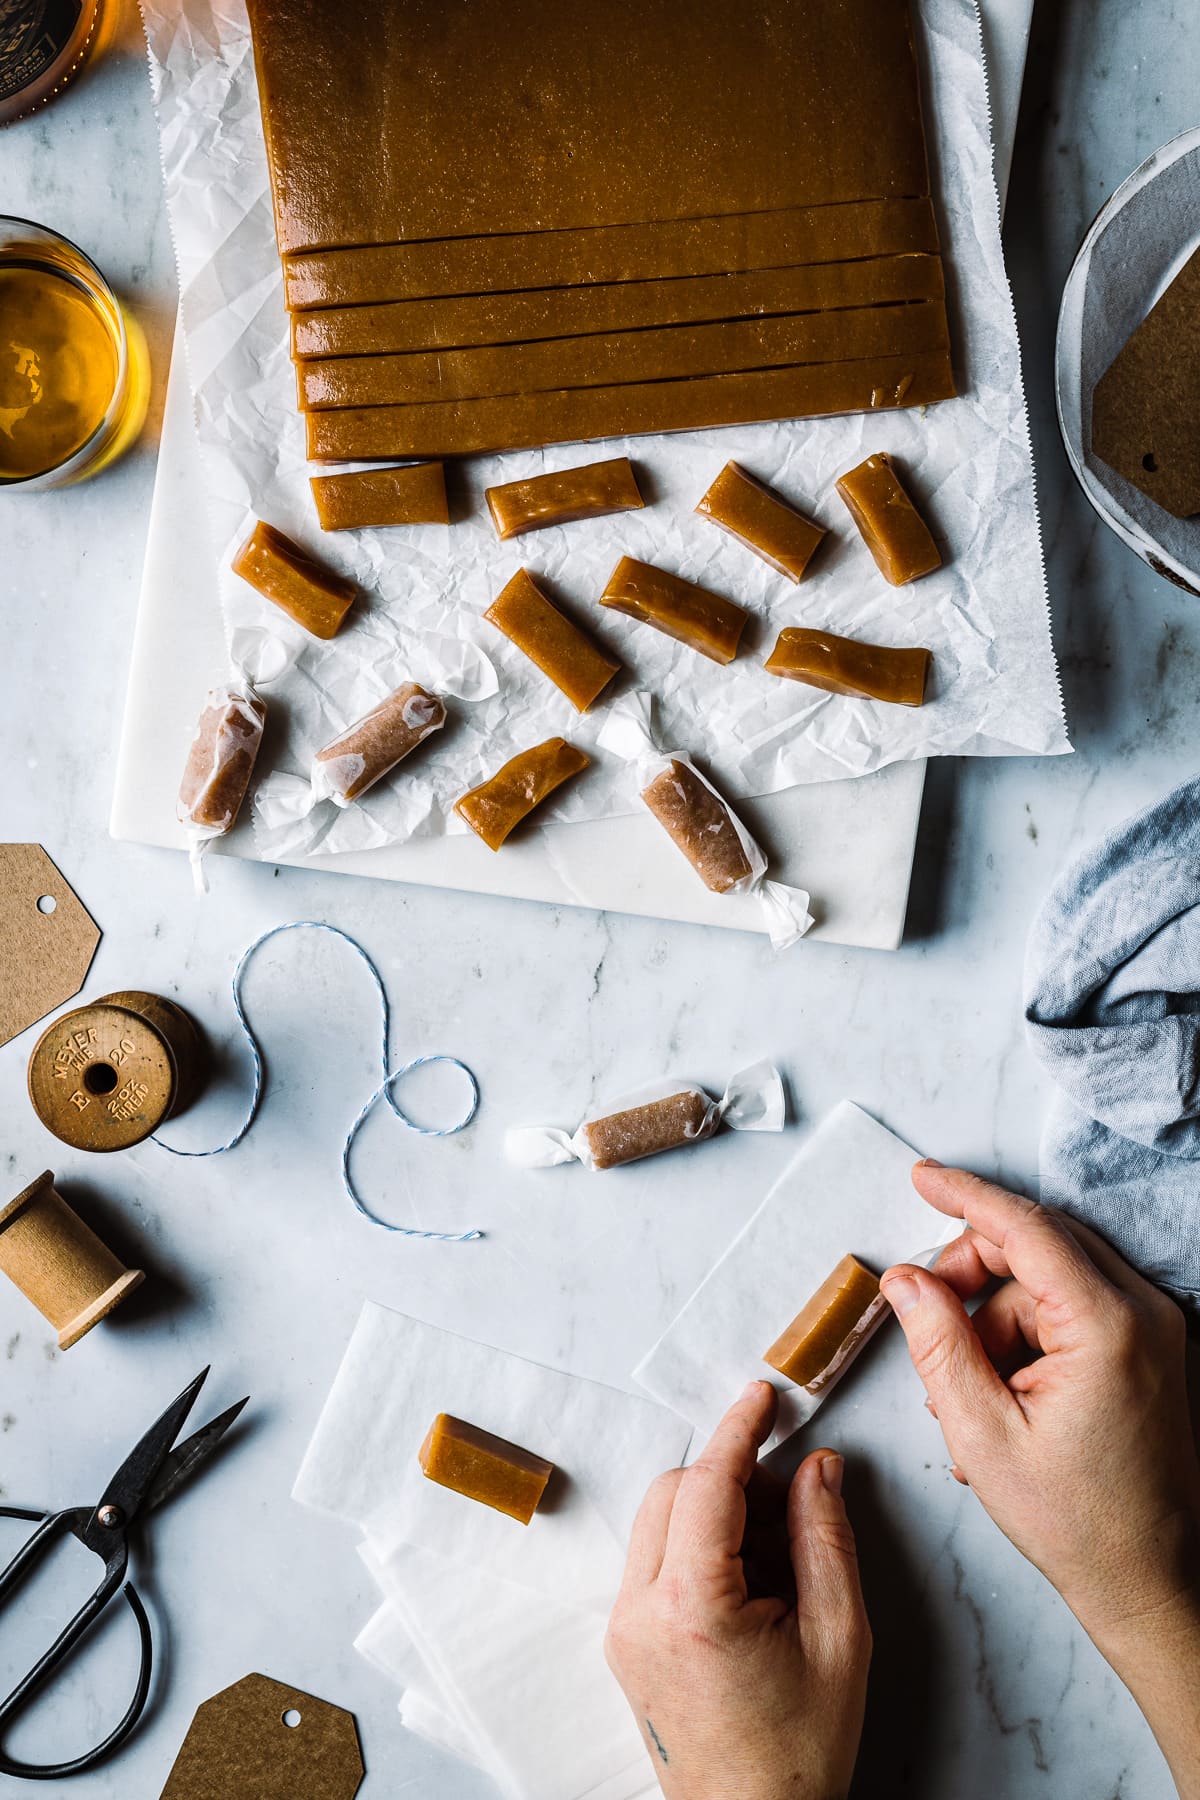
[0,1171,144,1349]
[27,989,206,1152]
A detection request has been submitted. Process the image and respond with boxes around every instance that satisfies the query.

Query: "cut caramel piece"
[231,520,357,639]
[310,463,447,531]
[764,1254,886,1393]
[641,760,755,894]
[486,458,644,541]
[765,628,930,706]
[835,452,941,584]
[305,351,956,462]
[484,569,621,713]
[696,462,826,583]
[581,1091,715,1170]
[455,738,590,851]
[600,557,748,665]
[312,682,446,806]
[418,1412,553,1525]
[178,684,267,835]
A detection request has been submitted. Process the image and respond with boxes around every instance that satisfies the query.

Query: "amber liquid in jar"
[0,261,118,479]
[0,0,116,125]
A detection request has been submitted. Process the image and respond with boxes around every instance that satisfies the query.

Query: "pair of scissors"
[0,1367,248,1781]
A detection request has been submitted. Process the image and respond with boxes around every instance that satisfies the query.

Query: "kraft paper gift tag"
[0,845,100,1047]
[159,1673,363,1798]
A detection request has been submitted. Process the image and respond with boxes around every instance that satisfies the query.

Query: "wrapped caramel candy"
[763,1254,889,1394]
[177,680,267,890]
[232,519,357,639]
[484,569,621,713]
[599,556,749,664]
[418,1413,554,1525]
[835,452,942,585]
[455,738,590,851]
[486,458,644,541]
[312,682,446,807]
[695,461,826,583]
[506,1060,784,1172]
[765,627,931,706]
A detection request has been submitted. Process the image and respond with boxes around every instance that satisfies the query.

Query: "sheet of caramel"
[765,627,931,706]
[484,569,621,712]
[418,1413,554,1525]
[486,458,644,540]
[231,520,357,639]
[310,463,447,531]
[836,452,942,583]
[764,1254,882,1391]
[582,1090,715,1169]
[640,760,755,892]
[298,301,949,411]
[601,557,748,665]
[696,461,827,583]
[292,255,945,360]
[307,350,957,461]
[247,0,932,253]
[455,738,590,850]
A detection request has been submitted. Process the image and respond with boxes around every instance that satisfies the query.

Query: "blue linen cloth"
[1024,773,1200,1310]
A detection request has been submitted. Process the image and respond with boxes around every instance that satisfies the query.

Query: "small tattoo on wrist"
[646,1720,669,1765]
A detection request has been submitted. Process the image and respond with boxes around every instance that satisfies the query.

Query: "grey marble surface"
[0,2,1197,1795]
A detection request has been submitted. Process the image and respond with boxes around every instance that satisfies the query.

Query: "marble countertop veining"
[1,2,1198,1795]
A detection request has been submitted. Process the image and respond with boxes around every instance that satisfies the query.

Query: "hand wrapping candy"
[598,695,814,948]
[506,1059,785,1172]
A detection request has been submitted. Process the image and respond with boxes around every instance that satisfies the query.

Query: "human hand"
[605,1381,870,1800]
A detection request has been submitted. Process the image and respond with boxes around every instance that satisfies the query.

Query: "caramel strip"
[291,254,946,359]
[486,458,644,541]
[600,557,748,665]
[310,463,447,531]
[765,627,931,706]
[231,520,357,639]
[764,1254,885,1393]
[455,738,590,850]
[306,350,957,461]
[835,452,942,583]
[696,461,826,583]
[640,759,755,891]
[418,1413,553,1525]
[298,300,948,411]
[582,1091,715,1170]
[284,198,940,309]
[484,568,621,712]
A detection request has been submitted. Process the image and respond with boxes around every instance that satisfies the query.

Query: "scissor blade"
[93,1368,210,1529]
[143,1396,249,1513]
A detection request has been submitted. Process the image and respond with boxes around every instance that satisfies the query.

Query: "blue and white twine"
[152,921,482,1241]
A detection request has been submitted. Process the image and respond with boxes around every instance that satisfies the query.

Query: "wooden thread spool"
[27,989,206,1152]
[0,1172,144,1350]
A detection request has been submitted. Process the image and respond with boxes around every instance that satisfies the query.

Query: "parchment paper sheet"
[138,0,1067,863]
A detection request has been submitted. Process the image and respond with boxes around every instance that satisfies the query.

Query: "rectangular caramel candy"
[177,684,267,834]
[764,1254,885,1393]
[312,682,446,806]
[484,569,621,713]
[765,628,930,706]
[418,1413,553,1525]
[305,351,957,462]
[231,520,357,639]
[835,452,942,584]
[297,302,949,410]
[455,738,590,851]
[309,463,447,531]
[486,459,644,541]
[601,557,748,665]
[582,1090,715,1170]
[291,254,947,360]
[641,760,755,893]
[696,462,826,583]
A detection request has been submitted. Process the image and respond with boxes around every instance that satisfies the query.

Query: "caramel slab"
[455,738,590,850]
[247,0,933,253]
[765,627,930,706]
[418,1412,553,1525]
[312,682,446,805]
[835,452,941,583]
[764,1254,885,1393]
[582,1090,714,1170]
[298,300,950,410]
[486,458,643,541]
[231,520,357,638]
[291,254,946,359]
[306,350,956,461]
[600,557,748,665]
[640,760,755,893]
[178,686,267,834]
[310,463,447,531]
[696,461,826,583]
[484,568,621,712]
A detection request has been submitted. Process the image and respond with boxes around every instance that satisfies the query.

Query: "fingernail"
[820,1453,844,1495]
[882,1274,920,1317]
[741,1379,767,1400]
[917,1157,943,1169]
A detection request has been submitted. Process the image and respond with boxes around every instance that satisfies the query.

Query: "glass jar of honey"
[0,217,149,489]
[0,0,118,125]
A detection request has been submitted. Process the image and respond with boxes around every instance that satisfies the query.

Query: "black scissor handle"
[0,1507,154,1780]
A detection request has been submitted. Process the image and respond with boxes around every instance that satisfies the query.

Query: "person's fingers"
[622,1467,684,1589]
[661,1381,778,1596]
[971,1282,1041,1372]
[879,1264,1022,1464]
[788,1449,870,1670]
[929,1226,1009,1300]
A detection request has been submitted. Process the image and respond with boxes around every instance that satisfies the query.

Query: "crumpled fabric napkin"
[1025,772,1200,1309]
